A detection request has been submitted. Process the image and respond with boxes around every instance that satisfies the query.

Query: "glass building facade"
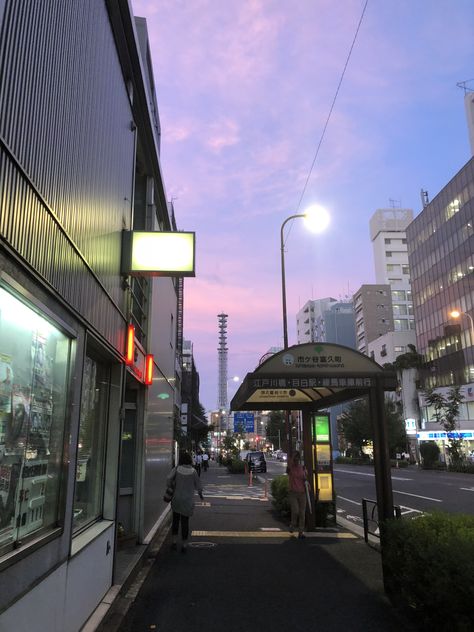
[407,157,474,388]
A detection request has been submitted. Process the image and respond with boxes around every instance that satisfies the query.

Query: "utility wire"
[284,0,369,247]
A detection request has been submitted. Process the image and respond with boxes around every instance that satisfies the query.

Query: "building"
[353,285,394,354]
[407,156,474,454]
[297,297,336,343]
[181,340,207,445]
[0,4,183,630]
[367,208,416,355]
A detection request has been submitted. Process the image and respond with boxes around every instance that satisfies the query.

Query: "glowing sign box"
[122,231,195,277]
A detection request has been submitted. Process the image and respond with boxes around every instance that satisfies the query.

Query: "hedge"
[270,474,290,516]
[383,512,474,630]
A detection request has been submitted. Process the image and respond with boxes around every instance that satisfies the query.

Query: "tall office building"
[353,285,394,354]
[361,209,416,363]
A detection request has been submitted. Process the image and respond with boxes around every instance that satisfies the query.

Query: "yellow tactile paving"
[191,530,357,539]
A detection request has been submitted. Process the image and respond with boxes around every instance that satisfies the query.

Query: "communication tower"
[217,313,229,412]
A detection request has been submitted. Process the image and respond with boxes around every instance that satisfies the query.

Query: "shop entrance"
[230,342,398,534]
[117,382,142,540]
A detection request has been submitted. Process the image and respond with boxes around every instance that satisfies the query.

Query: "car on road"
[276,451,287,462]
[245,451,267,473]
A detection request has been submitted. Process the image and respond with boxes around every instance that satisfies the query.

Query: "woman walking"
[286,452,307,538]
[167,451,203,553]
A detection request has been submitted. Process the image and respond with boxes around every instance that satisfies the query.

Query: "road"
[266,457,474,529]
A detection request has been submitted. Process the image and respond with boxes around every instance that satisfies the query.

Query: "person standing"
[202,451,209,472]
[167,451,203,553]
[286,452,307,538]
[195,451,203,476]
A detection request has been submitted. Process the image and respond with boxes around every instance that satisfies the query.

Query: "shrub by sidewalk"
[383,512,474,630]
[270,474,290,517]
[227,458,246,474]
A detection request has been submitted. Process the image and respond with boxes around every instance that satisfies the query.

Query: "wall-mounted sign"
[250,376,372,389]
[122,231,195,277]
[247,388,312,403]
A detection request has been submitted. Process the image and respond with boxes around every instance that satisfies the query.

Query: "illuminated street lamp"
[449,309,474,343]
[280,205,330,348]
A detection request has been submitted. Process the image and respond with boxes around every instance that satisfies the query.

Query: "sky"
[131,0,474,413]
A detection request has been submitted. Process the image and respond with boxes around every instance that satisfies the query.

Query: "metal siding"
[0,0,135,352]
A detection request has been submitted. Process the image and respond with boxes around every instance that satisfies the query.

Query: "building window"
[73,354,110,533]
[386,251,392,257]
[384,238,391,244]
[0,286,71,557]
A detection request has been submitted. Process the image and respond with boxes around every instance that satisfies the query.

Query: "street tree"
[265,410,286,451]
[424,386,464,464]
[340,397,407,458]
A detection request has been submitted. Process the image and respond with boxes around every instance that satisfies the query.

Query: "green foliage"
[419,441,441,468]
[383,512,474,630]
[390,458,409,468]
[266,411,286,451]
[227,459,246,474]
[270,474,290,516]
[385,344,423,371]
[424,387,464,465]
[339,397,407,457]
[221,432,240,460]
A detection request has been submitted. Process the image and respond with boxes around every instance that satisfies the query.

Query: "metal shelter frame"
[230,342,398,537]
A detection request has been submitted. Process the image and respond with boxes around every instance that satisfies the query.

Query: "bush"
[448,462,474,474]
[383,512,474,630]
[419,441,440,468]
[227,459,246,474]
[390,459,409,468]
[270,475,290,516]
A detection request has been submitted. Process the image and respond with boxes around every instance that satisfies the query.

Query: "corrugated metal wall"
[0,0,135,352]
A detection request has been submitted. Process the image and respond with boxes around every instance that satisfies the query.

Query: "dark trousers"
[172,512,190,541]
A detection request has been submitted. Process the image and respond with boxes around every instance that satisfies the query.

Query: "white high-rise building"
[368,208,416,363]
[296,297,337,344]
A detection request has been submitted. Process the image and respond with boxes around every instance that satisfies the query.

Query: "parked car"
[246,451,267,473]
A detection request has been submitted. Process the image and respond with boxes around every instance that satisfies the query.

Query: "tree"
[339,396,407,458]
[424,386,464,465]
[265,411,286,451]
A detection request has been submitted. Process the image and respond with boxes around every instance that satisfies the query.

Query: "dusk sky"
[132,0,474,413]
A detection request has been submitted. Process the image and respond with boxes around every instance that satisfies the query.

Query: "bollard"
[248,469,253,487]
[264,477,268,499]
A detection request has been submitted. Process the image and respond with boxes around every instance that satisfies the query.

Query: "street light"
[449,309,474,343]
[280,204,330,348]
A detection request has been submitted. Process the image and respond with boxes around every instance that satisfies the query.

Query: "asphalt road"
[333,464,474,529]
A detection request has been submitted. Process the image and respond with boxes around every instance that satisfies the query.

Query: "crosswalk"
[200,483,269,502]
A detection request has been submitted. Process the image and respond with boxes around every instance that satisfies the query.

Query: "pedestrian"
[286,452,307,539]
[202,451,209,472]
[166,451,203,553]
[195,451,202,476]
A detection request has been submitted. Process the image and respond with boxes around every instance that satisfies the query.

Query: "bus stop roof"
[230,342,397,412]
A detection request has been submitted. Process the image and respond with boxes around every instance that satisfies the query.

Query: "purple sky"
[132,0,474,413]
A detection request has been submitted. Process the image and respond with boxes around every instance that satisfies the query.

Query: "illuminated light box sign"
[122,231,195,277]
[313,415,330,442]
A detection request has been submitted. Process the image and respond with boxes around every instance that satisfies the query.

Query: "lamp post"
[449,309,474,343]
[280,205,330,348]
[279,205,330,458]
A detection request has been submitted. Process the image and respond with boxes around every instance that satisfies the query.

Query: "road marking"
[338,495,361,506]
[460,487,474,492]
[335,469,412,481]
[393,490,441,502]
[192,530,357,539]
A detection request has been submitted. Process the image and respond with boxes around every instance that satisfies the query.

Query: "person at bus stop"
[167,451,203,553]
[286,451,307,538]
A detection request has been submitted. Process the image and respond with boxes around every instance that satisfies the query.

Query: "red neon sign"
[145,354,154,385]
[125,325,135,365]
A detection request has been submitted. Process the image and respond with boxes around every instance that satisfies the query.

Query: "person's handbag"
[163,468,176,503]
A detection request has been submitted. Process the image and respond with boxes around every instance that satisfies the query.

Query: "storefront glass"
[73,354,109,532]
[0,286,71,557]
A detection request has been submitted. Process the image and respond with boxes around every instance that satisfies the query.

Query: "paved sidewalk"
[114,463,415,632]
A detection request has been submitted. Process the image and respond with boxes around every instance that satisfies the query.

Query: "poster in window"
[0,353,13,415]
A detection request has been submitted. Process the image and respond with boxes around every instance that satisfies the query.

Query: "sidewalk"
[105,462,415,632]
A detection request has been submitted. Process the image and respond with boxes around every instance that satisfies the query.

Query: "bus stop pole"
[302,408,315,531]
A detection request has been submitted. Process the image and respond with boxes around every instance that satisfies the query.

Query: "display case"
[0,286,71,557]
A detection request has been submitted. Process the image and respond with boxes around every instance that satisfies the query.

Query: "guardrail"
[362,498,401,543]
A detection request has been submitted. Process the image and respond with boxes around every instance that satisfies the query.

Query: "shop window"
[0,286,71,557]
[73,354,110,533]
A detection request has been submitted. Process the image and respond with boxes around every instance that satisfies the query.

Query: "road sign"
[234,412,254,432]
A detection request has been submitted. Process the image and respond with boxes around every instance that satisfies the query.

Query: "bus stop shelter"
[230,342,398,534]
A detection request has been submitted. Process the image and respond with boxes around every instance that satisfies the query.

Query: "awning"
[230,342,397,412]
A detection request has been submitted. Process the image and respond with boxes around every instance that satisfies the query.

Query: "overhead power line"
[285,0,369,246]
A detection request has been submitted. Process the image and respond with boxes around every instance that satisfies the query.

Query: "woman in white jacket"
[167,451,203,553]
